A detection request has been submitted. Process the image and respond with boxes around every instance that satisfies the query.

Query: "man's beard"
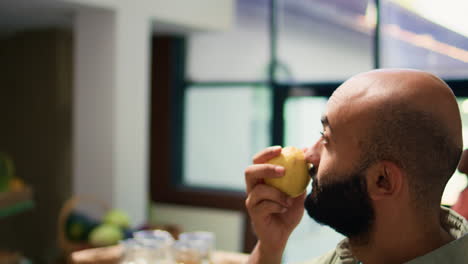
[304,165,375,240]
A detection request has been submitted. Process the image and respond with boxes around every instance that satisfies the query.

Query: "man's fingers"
[252,146,282,164]
[250,200,288,217]
[245,164,285,193]
[246,184,291,210]
[248,200,288,221]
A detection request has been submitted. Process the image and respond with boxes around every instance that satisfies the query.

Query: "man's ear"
[366,161,403,201]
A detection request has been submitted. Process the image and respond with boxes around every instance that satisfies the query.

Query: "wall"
[72,7,152,226]
[56,0,234,32]
[0,29,73,263]
[150,203,244,252]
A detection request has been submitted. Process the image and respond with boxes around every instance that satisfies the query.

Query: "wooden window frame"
[149,1,468,254]
[149,36,257,252]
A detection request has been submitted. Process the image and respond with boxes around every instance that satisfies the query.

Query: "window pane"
[283,95,344,263]
[186,0,269,81]
[183,85,271,190]
[277,0,374,82]
[284,96,328,148]
[380,0,468,79]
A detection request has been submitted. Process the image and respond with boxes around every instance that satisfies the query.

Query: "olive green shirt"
[298,207,468,264]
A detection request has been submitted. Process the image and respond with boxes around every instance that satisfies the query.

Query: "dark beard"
[304,166,375,240]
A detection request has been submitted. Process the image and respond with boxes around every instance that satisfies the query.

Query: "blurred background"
[0,0,468,263]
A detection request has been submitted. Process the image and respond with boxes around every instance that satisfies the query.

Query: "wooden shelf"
[0,187,34,219]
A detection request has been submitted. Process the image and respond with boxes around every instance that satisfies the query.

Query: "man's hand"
[245,146,306,264]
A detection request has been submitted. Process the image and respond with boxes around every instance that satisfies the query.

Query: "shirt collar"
[334,207,468,263]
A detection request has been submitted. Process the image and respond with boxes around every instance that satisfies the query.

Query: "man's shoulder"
[405,234,468,264]
[293,250,340,264]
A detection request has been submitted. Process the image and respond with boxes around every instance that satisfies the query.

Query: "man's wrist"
[248,241,285,264]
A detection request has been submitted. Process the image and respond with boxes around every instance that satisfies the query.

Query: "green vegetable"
[89,224,123,246]
[103,209,130,228]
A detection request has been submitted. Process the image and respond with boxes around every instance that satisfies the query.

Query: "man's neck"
[349,213,454,264]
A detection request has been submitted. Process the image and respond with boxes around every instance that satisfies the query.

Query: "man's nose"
[304,139,322,167]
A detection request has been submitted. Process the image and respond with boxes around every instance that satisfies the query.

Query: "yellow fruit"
[265,146,310,197]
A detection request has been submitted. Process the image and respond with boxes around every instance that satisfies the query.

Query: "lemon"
[265,146,310,197]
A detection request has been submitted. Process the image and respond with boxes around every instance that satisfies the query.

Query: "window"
[283,94,345,262]
[277,0,375,82]
[151,0,468,258]
[380,0,468,78]
[187,0,269,81]
[181,0,272,193]
[184,0,375,192]
[284,94,328,148]
[183,85,271,190]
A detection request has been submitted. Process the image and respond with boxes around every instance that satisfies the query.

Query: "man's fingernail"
[275,166,284,175]
[281,207,288,213]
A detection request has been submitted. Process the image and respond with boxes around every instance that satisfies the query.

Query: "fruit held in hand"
[103,209,130,228]
[89,224,123,246]
[265,146,310,197]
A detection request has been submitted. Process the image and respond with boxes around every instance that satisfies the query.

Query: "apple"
[89,224,123,247]
[265,146,310,197]
[103,209,130,228]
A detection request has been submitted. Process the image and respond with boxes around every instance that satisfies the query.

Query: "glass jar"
[120,239,147,264]
[178,232,215,264]
[132,230,175,264]
[172,240,202,264]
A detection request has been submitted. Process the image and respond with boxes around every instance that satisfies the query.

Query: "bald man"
[244,69,468,264]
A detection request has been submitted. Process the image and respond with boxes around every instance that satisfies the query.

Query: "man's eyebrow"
[321,115,332,130]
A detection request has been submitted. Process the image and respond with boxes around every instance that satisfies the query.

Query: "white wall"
[73,8,152,225]
[73,8,117,213]
[150,203,244,252]
[113,8,151,226]
[58,0,234,32]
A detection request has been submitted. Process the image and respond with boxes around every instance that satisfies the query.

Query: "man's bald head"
[331,69,463,210]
